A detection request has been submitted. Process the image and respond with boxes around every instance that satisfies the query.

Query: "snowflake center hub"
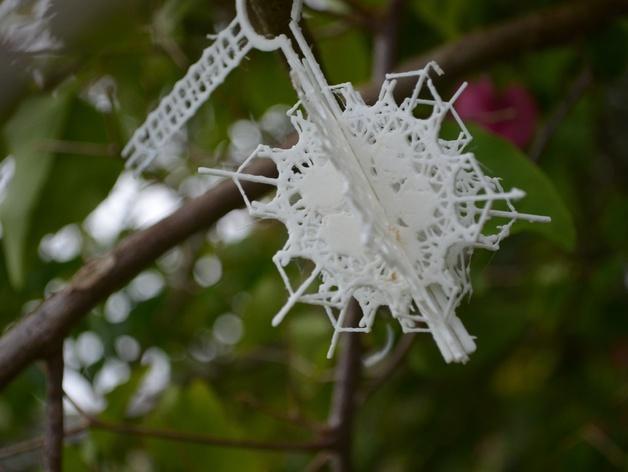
[300,161,346,213]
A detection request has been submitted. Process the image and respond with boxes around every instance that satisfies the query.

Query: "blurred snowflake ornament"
[124,0,550,363]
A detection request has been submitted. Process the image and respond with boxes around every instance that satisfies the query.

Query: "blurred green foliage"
[0,0,627,470]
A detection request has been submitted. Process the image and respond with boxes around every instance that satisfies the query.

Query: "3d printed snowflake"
[123,0,549,363]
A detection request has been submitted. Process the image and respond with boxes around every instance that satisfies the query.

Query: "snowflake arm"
[123,18,253,173]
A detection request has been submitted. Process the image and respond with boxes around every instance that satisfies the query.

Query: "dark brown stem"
[327,299,363,472]
[236,393,325,432]
[342,0,376,21]
[62,392,329,453]
[0,0,626,391]
[372,0,405,83]
[309,8,374,32]
[44,348,64,472]
[361,0,628,101]
[0,416,328,460]
[305,451,333,471]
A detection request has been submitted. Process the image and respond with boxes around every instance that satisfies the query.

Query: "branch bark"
[0,416,330,460]
[372,0,405,83]
[326,299,363,472]
[0,0,627,391]
[362,0,628,101]
[0,425,87,461]
[44,349,64,472]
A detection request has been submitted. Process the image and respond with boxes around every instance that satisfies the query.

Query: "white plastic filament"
[124,0,550,363]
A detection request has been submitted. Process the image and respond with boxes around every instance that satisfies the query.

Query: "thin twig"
[0,418,328,460]
[580,423,626,466]
[372,0,406,83]
[0,425,87,460]
[44,348,64,472]
[151,24,189,69]
[62,391,330,453]
[327,299,363,472]
[529,66,593,161]
[341,0,376,20]
[235,393,325,432]
[306,7,374,32]
[87,418,330,452]
[305,451,333,472]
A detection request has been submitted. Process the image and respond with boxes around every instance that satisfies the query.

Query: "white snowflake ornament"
[124,0,550,363]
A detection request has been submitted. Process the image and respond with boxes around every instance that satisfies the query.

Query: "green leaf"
[144,381,262,471]
[0,93,70,288]
[587,21,628,80]
[317,29,370,85]
[28,99,123,240]
[411,0,468,39]
[288,309,332,364]
[465,124,576,251]
[102,366,148,421]
[90,366,148,457]
[63,443,90,472]
[1,91,123,290]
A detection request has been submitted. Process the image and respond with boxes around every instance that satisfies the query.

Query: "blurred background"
[0,0,627,470]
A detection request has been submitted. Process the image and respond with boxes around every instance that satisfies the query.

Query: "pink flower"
[455,77,538,149]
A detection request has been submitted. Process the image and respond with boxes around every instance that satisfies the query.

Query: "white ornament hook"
[124,0,550,363]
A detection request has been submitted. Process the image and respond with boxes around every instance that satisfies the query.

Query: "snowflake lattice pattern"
[202,65,548,363]
[124,18,252,173]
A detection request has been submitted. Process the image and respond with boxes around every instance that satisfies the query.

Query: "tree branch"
[236,393,325,432]
[0,0,626,391]
[340,0,376,26]
[372,0,406,83]
[326,299,363,472]
[0,413,330,460]
[44,349,64,472]
[361,0,628,101]
[0,425,87,461]
[87,418,330,452]
[64,392,330,453]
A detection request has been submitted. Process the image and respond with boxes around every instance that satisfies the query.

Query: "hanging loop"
[235,0,303,51]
